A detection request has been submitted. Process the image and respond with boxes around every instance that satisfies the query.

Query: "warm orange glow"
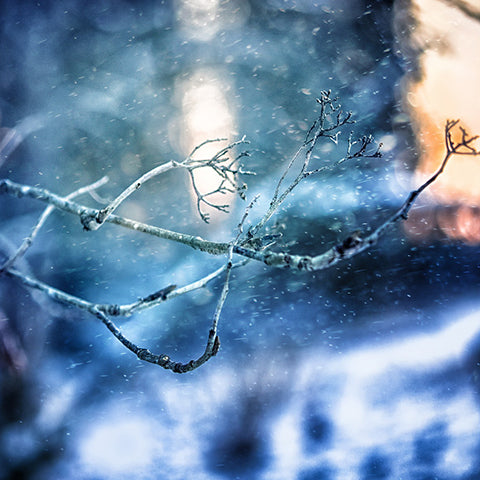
[456,205,480,244]
[403,207,437,242]
[436,205,480,244]
[400,0,480,243]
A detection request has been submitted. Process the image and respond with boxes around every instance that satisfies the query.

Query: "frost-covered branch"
[1,96,476,372]
[234,119,479,271]
[0,176,109,272]
[184,137,253,223]
[246,90,379,239]
[96,259,248,317]
[80,137,251,230]
[0,178,231,255]
[4,259,245,372]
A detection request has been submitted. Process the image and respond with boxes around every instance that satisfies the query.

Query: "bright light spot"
[172,68,237,222]
[378,133,396,152]
[175,0,249,42]
[437,204,480,244]
[176,0,221,41]
[270,411,302,475]
[181,79,233,141]
[400,0,480,242]
[79,416,155,476]
[171,0,248,222]
[342,310,480,379]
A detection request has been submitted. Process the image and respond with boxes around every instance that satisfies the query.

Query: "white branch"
[1,103,476,373]
[0,176,109,272]
[4,259,245,373]
[85,161,176,230]
[0,179,231,255]
[81,137,251,229]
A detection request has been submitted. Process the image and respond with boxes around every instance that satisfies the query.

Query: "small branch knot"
[80,211,102,231]
[335,231,363,257]
[157,354,170,366]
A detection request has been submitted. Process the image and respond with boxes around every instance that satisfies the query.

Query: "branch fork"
[1,96,478,373]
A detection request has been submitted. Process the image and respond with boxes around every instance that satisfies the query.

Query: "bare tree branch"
[96,259,248,317]
[0,179,231,254]
[4,260,245,373]
[246,90,377,239]
[0,176,109,272]
[234,120,480,271]
[1,98,477,372]
[81,137,252,229]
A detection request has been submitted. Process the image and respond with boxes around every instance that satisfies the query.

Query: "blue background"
[1,1,480,479]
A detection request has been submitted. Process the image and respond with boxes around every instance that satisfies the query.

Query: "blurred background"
[1,0,480,479]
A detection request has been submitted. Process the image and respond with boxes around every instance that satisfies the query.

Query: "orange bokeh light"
[399,0,480,242]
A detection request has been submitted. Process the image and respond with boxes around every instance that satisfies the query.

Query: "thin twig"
[90,161,176,230]
[235,120,480,271]
[1,109,477,373]
[248,90,367,238]
[185,136,251,223]
[4,259,243,373]
[0,176,109,272]
[96,260,248,316]
[80,137,251,228]
[0,179,231,255]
